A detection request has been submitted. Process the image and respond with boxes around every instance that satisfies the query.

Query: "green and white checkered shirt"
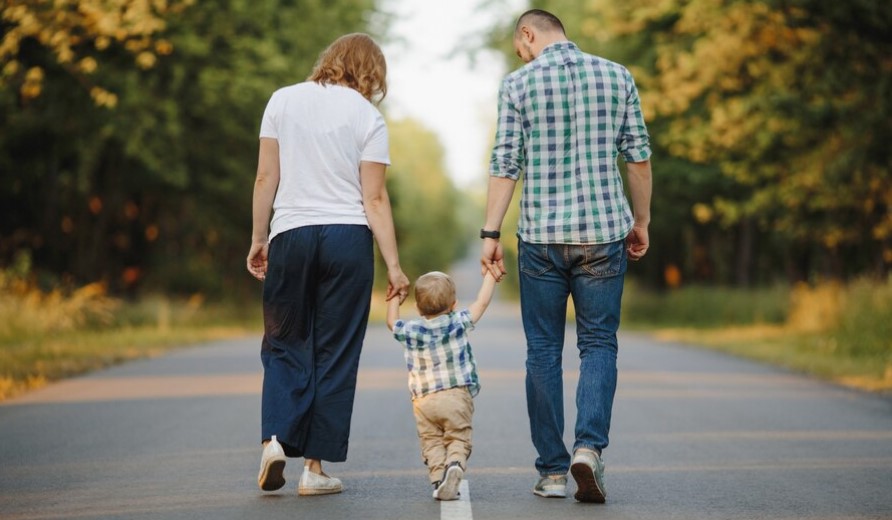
[393,309,480,401]
[490,41,652,244]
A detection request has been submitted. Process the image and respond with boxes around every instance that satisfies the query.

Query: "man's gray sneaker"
[532,475,567,498]
[571,449,606,503]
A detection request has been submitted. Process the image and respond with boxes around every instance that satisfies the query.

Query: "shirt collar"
[422,311,454,328]
[539,40,579,57]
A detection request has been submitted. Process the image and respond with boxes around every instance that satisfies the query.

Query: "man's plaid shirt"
[392,309,480,401]
[490,41,652,245]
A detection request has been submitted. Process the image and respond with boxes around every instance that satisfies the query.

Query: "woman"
[247,33,409,495]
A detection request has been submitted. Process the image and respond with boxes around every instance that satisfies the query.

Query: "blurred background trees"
[1,0,465,298]
[2,0,890,299]
[491,0,892,288]
[3,0,889,396]
[384,118,467,282]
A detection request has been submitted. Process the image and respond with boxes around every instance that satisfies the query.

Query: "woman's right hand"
[247,241,268,281]
[386,268,410,304]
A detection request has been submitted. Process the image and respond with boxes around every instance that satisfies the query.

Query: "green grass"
[621,281,789,328]
[2,274,890,400]
[0,281,396,401]
[0,284,263,400]
[653,326,891,391]
[631,278,892,392]
[0,324,257,397]
[831,279,892,360]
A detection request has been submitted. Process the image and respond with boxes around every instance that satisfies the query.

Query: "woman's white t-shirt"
[259,82,390,243]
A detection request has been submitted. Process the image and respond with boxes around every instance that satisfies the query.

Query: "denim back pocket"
[577,240,626,278]
[518,242,554,277]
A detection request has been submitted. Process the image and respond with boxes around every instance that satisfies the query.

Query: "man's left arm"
[617,68,651,164]
[625,160,652,261]
[617,68,652,261]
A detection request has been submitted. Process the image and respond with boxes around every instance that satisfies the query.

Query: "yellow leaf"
[24,66,44,82]
[135,51,156,69]
[78,56,98,74]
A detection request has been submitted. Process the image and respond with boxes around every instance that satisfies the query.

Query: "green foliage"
[0,300,260,401]
[622,281,789,328]
[383,119,465,283]
[0,0,382,296]
[833,278,892,361]
[0,0,191,107]
[0,257,262,400]
[632,0,892,275]
[492,0,892,286]
[650,278,892,391]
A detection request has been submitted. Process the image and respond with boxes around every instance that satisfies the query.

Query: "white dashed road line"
[440,480,473,520]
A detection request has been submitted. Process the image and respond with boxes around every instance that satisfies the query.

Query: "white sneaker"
[532,475,567,498]
[257,435,287,492]
[298,466,343,496]
[434,462,463,501]
[571,448,607,503]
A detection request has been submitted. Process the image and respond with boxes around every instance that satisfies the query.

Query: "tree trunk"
[735,218,754,286]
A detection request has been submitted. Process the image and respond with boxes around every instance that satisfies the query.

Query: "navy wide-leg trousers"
[260,224,374,462]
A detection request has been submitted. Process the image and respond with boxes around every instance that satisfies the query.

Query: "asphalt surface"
[2,274,892,519]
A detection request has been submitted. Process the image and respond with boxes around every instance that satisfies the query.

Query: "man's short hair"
[515,9,566,36]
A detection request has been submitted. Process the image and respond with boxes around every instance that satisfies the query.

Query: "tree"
[1,0,193,107]
[486,0,740,286]
[384,118,464,282]
[489,0,892,284]
[1,0,383,296]
[594,0,892,280]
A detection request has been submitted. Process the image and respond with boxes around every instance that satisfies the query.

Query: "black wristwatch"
[480,229,501,239]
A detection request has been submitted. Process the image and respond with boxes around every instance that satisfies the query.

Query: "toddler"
[387,271,496,500]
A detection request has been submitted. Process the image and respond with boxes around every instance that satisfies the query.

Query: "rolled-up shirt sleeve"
[489,80,525,180]
[617,69,651,163]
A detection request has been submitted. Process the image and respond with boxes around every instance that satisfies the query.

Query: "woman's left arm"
[247,137,281,280]
[360,160,409,301]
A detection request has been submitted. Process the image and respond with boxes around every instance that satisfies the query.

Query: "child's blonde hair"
[414,271,456,317]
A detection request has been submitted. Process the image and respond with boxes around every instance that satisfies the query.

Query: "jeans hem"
[573,445,602,456]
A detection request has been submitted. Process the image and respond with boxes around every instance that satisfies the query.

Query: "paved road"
[2,280,892,519]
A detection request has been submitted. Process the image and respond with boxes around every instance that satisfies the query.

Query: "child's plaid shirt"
[392,309,480,400]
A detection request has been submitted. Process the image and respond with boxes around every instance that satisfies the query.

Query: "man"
[480,9,652,503]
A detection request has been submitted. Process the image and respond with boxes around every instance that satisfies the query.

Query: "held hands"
[626,224,649,262]
[247,241,269,281]
[385,273,406,331]
[386,268,410,304]
[480,238,507,282]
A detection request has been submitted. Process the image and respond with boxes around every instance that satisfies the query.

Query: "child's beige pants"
[412,386,474,483]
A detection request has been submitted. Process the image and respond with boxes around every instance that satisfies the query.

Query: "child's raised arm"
[468,271,497,324]
[386,294,401,331]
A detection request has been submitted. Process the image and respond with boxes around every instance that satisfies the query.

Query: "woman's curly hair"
[308,33,387,104]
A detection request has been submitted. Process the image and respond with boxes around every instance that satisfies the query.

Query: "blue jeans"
[518,238,626,476]
[261,225,374,462]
